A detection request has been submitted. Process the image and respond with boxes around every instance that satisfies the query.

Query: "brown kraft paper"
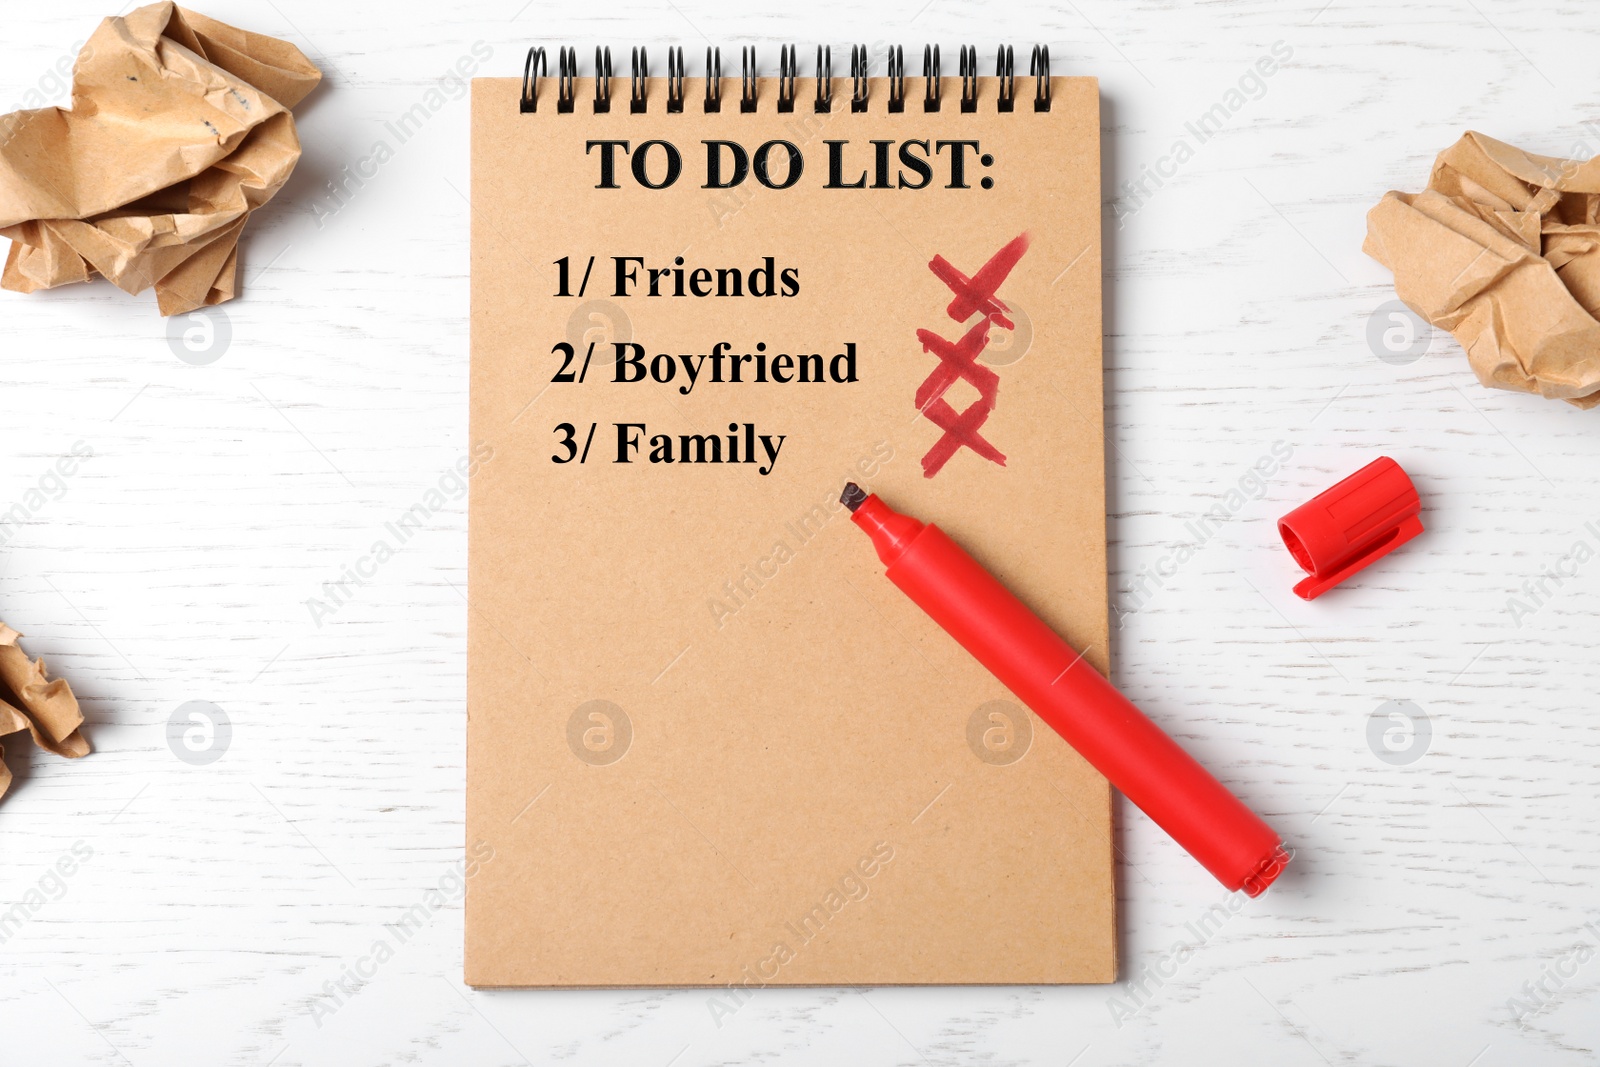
[1366,130,1600,408]
[0,2,321,315]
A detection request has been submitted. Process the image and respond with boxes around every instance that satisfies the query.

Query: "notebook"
[468,44,1112,987]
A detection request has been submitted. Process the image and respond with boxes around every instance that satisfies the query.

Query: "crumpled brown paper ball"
[0,2,321,316]
[0,623,89,802]
[1365,131,1600,408]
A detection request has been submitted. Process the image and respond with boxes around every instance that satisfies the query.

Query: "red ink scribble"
[914,233,1030,478]
[914,320,1004,476]
[914,319,1000,412]
[927,233,1030,330]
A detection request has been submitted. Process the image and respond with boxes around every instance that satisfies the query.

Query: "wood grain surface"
[3,1,1598,1064]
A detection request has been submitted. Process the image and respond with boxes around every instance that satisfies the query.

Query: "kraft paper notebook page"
[468,48,1112,987]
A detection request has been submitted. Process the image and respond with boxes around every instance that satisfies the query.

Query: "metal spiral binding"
[887,45,905,113]
[996,45,1014,112]
[594,46,612,112]
[519,47,544,112]
[740,46,757,113]
[630,47,648,113]
[815,45,833,113]
[667,47,685,112]
[557,46,577,113]
[958,44,977,113]
[778,45,797,113]
[1031,45,1051,111]
[849,44,869,112]
[518,44,1053,114]
[705,47,722,112]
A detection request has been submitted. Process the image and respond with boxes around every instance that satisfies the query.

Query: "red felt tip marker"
[843,484,1290,896]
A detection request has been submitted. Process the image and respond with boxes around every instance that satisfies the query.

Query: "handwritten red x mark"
[914,320,1004,477]
[915,233,1030,478]
[927,233,1030,330]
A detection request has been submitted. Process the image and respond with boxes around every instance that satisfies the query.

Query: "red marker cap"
[1278,457,1423,600]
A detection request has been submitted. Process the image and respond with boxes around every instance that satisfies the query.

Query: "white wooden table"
[4,1,1599,1063]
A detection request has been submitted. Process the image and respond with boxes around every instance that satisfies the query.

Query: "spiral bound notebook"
[468,45,1113,987]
